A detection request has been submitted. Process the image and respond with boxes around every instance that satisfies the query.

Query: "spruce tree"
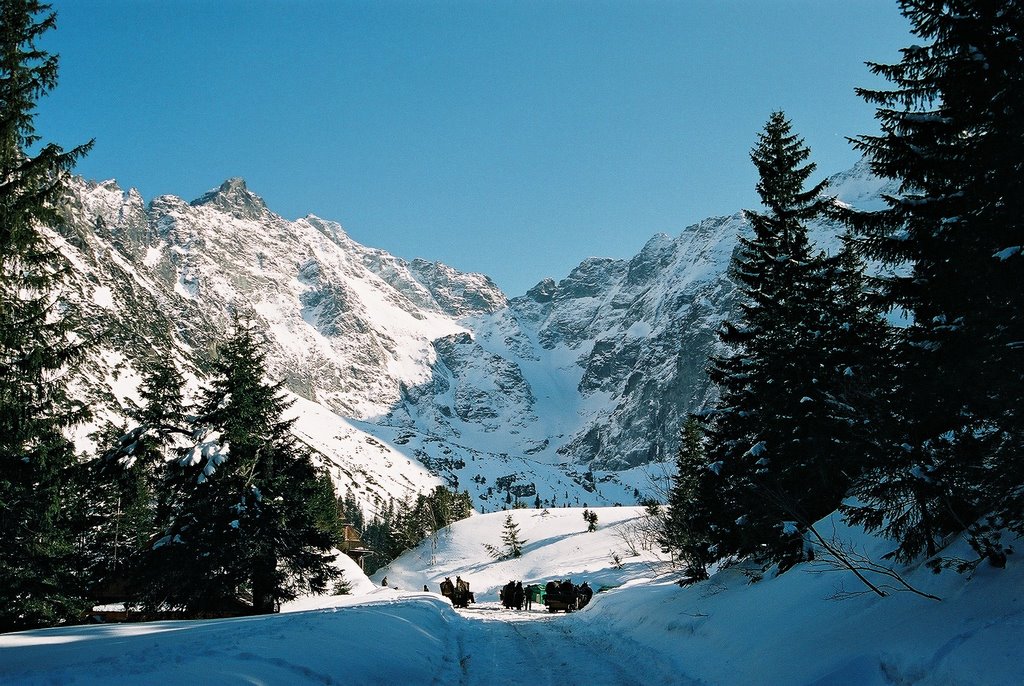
[89,357,190,593]
[0,0,93,630]
[583,509,598,532]
[140,317,339,615]
[661,417,716,583]
[705,112,846,570]
[501,514,526,558]
[800,239,891,503]
[841,1,1024,564]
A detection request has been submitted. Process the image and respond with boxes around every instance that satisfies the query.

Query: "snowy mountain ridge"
[54,160,893,517]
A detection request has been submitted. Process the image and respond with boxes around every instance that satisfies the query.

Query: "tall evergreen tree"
[88,357,190,592]
[841,0,1024,564]
[661,417,716,583]
[139,317,339,615]
[705,112,854,570]
[801,239,891,499]
[338,487,365,531]
[0,0,93,631]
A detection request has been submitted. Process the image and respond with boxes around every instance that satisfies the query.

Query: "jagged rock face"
[189,177,269,220]
[53,164,891,498]
[56,177,498,421]
[406,259,507,317]
[496,215,745,470]
[431,332,536,428]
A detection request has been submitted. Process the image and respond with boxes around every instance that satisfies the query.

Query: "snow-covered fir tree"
[583,509,598,532]
[704,111,858,570]
[88,357,191,592]
[841,0,1024,566]
[0,0,93,631]
[661,417,716,583]
[137,316,340,615]
[501,514,526,558]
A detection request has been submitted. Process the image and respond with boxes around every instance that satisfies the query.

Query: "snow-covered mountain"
[52,161,892,516]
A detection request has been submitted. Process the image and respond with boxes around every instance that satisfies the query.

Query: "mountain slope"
[53,161,893,514]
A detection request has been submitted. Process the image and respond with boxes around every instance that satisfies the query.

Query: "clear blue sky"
[38,0,912,296]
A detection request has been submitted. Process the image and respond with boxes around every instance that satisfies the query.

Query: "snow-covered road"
[6,506,1020,685]
[451,602,689,686]
[0,597,691,686]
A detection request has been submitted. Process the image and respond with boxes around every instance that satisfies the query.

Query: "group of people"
[499,580,540,611]
[429,575,593,612]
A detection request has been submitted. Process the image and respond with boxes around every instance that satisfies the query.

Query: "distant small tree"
[583,509,598,532]
[501,514,526,558]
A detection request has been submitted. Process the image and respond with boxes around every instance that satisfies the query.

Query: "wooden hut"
[339,523,373,571]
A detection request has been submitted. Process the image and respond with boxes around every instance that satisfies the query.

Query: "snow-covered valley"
[3,507,1020,685]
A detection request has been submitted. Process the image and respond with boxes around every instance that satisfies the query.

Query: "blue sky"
[38,0,911,296]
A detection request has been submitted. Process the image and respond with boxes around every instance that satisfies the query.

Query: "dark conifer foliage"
[138,317,340,615]
[702,112,857,570]
[0,0,93,631]
[804,239,891,496]
[841,0,1024,564]
[87,358,191,592]
[660,417,716,583]
[356,486,473,574]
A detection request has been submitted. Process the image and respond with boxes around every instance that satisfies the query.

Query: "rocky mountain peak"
[525,277,557,303]
[406,258,508,317]
[626,233,677,286]
[190,177,269,220]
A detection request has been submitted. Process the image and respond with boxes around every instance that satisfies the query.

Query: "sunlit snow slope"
[2,507,1019,686]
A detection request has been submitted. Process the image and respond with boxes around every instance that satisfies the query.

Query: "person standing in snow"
[560,579,577,610]
[579,582,593,607]
[381,576,388,587]
[513,581,525,610]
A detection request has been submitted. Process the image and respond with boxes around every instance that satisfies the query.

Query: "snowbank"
[573,515,1022,685]
[0,594,461,686]
[2,507,1021,685]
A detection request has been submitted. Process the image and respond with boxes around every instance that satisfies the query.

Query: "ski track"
[451,603,693,686]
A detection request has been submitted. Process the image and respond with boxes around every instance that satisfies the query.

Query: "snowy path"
[0,596,692,686]
[451,603,690,686]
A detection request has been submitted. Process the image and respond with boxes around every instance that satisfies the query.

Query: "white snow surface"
[2,507,1020,685]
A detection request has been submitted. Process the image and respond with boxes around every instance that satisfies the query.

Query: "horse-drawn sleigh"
[440,576,475,608]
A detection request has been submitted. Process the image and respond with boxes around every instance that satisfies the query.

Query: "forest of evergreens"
[660,1,1022,589]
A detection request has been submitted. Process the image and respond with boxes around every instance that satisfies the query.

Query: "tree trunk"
[251,555,277,614]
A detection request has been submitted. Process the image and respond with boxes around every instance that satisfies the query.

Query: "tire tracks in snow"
[452,605,694,686]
